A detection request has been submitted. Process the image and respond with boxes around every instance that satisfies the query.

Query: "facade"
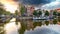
[26,6,35,16]
[49,10,53,18]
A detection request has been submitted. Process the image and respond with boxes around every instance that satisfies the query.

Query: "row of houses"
[17,3,60,17]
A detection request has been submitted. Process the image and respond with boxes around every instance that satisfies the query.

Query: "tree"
[53,10,57,18]
[0,8,11,15]
[0,3,5,15]
[38,11,42,16]
[33,10,38,16]
[15,10,18,16]
[0,8,5,15]
[20,6,26,16]
[45,21,49,25]
[53,19,57,24]
[45,10,49,16]
[57,13,60,16]
[4,11,11,15]
[53,10,57,16]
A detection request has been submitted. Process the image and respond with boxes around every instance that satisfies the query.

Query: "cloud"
[24,25,60,34]
[0,0,18,13]
[41,0,60,10]
[18,0,55,5]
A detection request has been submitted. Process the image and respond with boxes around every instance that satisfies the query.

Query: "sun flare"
[4,4,18,13]
[0,0,18,13]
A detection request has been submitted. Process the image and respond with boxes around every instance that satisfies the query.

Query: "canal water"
[0,18,60,34]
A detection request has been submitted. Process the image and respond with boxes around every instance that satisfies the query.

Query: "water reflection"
[19,18,60,34]
[24,25,60,34]
[0,18,60,34]
[4,18,21,34]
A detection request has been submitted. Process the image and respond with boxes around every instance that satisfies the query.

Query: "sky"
[24,25,60,34]
[4,18,21,34]
[0,0,18,13]
[41,0,60,10]
[0,0,60,13]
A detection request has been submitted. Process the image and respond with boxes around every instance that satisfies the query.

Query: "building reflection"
[0,17,60,34]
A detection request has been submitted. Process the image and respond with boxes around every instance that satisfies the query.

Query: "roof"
[57,8,60,10]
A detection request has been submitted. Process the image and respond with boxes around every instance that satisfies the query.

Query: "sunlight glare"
[4,18,21,34]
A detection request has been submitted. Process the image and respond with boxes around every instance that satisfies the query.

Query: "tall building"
[26,5,35,16]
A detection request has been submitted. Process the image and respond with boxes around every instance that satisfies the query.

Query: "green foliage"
[15,10,18,15]
[45,10,49,16]
[38,11,42,16]
[53,11,57,16]
[18,22,27,34]
[20,6,26,15]
[33,22,42,28]
[4,11,11,15]
[0,8,5,15]
[0,8,11,15]
[53,19,57,24]
[45,21,49,25]
[33,10,38,16]
[57,13,60,16]
[37,22,42,26]
[33,22,37,28]
[58,18,60,22]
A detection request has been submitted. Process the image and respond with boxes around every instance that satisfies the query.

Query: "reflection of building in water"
[26,19,34,30]
[57,22,60,25]
[49,19,53,24]
[42,20,45,25]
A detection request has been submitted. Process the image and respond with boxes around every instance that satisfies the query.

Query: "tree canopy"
[33,10,38,16]
[53,10,57,16]
[45,10,49,16]
[38,11,42,16]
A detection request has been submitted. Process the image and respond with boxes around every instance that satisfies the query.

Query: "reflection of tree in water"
[45,21,49,25]
[18,19,34,34]
[18,18,59,34]
[18,19,27,34]
[0,23,4,34]
[0,31,4,34]
[58,17,60,22]
[33,22,42,28]
[57,17,60,24]
[0,18,12,34]
[53,19,57,24]
[26,19,34,30]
